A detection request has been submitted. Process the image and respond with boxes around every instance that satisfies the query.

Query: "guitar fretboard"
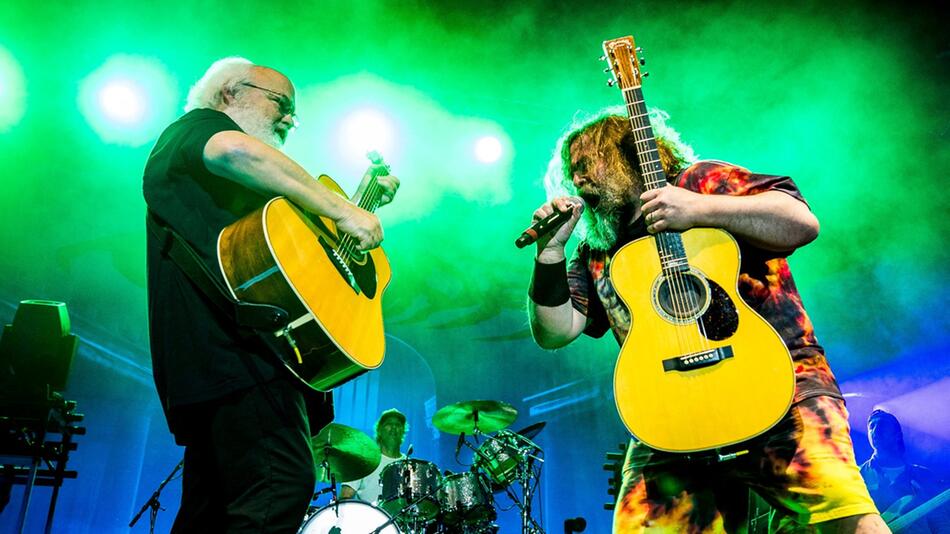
[619,85,688,273]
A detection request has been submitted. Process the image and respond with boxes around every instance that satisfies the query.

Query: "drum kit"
[298,400,546,534]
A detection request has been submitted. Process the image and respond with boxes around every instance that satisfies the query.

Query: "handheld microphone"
[455,432,466,457]
[515,197,584,248]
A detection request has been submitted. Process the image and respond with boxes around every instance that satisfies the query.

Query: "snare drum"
[298,500,401,533]
[379,458,442,520]
[475,430,538,488]
[438,471,495,526]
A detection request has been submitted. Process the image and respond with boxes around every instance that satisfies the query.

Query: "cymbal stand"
[128,457,184,534]
[317,445,339,516]
[472,429,545,534]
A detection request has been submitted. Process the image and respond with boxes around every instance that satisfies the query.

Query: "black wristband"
[529,259,571,307]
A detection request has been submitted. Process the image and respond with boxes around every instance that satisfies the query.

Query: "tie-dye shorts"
[613,395,878,533]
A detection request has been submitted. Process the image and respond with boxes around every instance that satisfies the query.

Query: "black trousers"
[171,378,315,534]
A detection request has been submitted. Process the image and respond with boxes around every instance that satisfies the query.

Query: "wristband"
[529,259,570,306]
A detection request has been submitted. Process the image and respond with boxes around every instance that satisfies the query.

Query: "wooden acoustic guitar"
[217,153,392,391]
[603,36,795,452]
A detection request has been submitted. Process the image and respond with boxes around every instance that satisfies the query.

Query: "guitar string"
[625,97,695,359]
[626,87,710,359]
[625,94,696,359]
[337,173,383,265]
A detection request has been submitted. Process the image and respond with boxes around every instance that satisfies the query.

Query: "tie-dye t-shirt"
[567,160,841,402]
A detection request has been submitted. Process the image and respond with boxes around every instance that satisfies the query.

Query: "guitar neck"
[357,150,389,214]
[888,487,950,531]
[603,35,686,272]
[620,85,668,193]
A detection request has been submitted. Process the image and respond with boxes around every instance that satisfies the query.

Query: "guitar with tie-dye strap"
[602,36,795,452]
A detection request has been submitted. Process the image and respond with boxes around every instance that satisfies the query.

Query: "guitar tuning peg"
[599,55,607,61]
[639,58,646,66]
[642,72,650,78]
[636,47,643,53]
[607,79,616,87]
[603,67,612,73]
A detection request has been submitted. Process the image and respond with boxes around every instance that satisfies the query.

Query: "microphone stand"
[129,457,184,533]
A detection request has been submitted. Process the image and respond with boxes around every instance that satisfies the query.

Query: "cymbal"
[433,400,517,435]
[310,423,381,483]
[514,421,546,440]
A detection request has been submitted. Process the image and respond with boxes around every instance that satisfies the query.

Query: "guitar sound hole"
[656,273,708,321]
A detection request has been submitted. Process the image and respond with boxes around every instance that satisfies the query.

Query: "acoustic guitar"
[603,36,795,452]
[217,153,392,391]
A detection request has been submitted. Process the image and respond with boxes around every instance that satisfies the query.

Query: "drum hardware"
[433,400,547,534]
[128,457,183,534]
[298,499,401,534]
[372,473,448,534]
[378,458,443,533]
[471,429,544,534]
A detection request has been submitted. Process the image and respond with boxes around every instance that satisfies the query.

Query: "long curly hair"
[542,107,696,249]
[543,107,696,200]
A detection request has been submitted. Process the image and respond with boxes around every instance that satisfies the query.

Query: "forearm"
[527,252,586,349]
[528,300,585,349]
[204,131,352,220]
[695,191,819,251]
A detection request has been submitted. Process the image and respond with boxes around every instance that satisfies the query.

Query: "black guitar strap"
[146,212,335,435]
[145,211,290,332]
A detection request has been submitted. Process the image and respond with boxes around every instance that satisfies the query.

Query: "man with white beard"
[143,57,399,533]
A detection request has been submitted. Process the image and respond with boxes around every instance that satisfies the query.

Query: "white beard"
[228,101,283,148]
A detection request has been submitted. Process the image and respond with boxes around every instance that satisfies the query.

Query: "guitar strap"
[145,211,290,332]
[147,212,335,435]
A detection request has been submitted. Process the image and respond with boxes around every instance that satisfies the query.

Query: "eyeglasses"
[239,82,298,127]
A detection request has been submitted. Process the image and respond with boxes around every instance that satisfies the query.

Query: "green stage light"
[473,135,503,164]
[77,54,178,147]
[337,107,397,169]
[0,46,27,133]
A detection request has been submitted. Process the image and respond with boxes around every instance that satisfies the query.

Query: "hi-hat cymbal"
[433,400,517,435]
[311,423,381,483]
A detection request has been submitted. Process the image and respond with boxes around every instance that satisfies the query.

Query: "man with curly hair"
[526,110,888,533]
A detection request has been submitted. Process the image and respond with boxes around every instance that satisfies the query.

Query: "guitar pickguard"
[700,279,739,341]
[308,216,378,298]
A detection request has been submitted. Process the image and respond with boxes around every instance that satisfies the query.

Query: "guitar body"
[217,174,391,392]
[611,227,794,452]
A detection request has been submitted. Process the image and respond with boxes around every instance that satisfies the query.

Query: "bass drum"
[298,500,401,534]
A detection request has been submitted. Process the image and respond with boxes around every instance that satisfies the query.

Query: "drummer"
[341,408,408,502]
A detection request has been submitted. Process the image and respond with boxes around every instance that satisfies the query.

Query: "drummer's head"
[375,409,408,451]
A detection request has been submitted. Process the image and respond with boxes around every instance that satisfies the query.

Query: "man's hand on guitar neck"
[352,163,400,207]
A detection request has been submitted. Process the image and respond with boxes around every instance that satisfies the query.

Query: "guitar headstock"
[366,150,391,176]
[602,36,646,90]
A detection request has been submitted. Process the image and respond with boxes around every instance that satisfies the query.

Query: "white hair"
[184,57,255,112]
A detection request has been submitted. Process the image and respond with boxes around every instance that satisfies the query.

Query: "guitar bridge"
[662,346,734,372]
[319,235,360,295]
